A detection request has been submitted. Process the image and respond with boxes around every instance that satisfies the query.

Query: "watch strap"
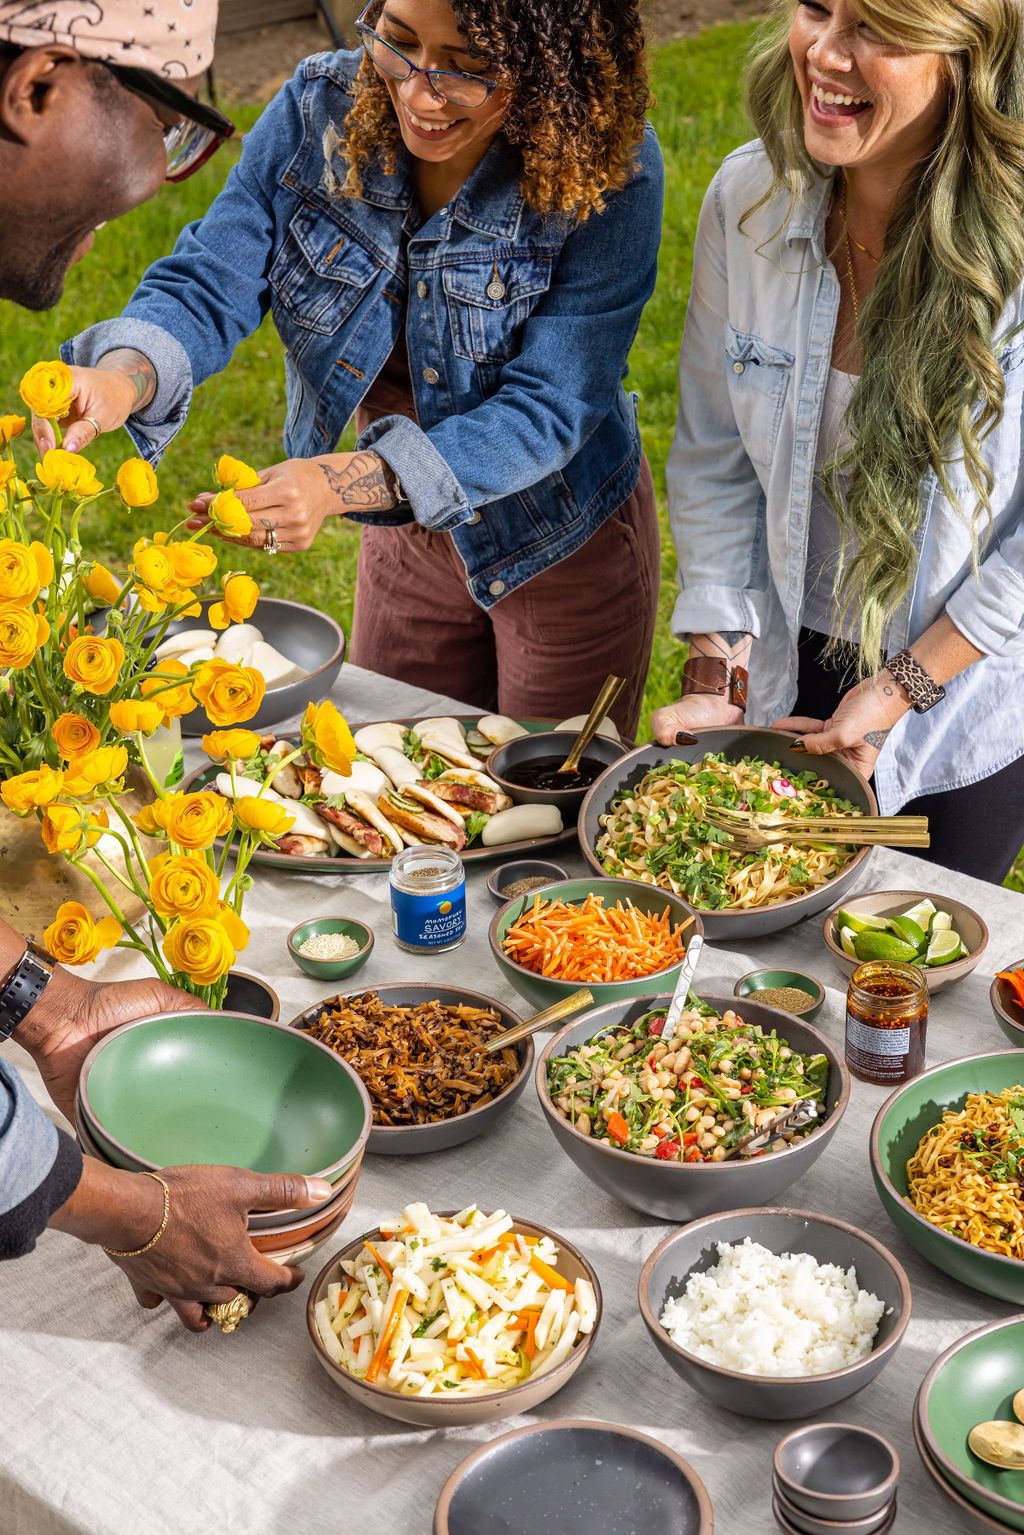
[885,650,945,714]
[680,657,749,712]
[0,944,55,1042]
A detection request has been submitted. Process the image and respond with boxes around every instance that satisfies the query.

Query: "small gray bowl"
[485,858,570,905]
[288,983,533,1155]
[638,1208,911,1420]
[434,1420,714,1534]
[774,1422,900,1522]
[772,1489,896,1535]
[486,730,626,817]
[990,958,1024,1047]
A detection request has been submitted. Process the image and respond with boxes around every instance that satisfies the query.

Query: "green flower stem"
[68,855,174,985]
[107,795,160,909]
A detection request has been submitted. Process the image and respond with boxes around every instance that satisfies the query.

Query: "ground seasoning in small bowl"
[299,931,362,961]
[747,985,818,1013]
[500,876,554,900]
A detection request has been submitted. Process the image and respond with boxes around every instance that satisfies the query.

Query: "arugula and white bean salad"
[314,1204,597,1396]
[546,1002,830,1162]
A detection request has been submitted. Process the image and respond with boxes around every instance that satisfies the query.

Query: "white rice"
[659,1238,886,1377]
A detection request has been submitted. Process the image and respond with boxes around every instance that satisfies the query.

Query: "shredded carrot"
[463,1344,488,1380]
[365,1289,409,1384]
[501,893,688,984]
[496,1232,540,1251]
[363,1240,393,1282]
[473,1246,498,1263]
[529,1253,574,1292]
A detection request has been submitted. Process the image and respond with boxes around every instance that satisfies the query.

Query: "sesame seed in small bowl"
[287,917,374,982]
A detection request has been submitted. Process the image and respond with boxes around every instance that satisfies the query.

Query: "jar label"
[391,883,467,949]
[846,1016,911,1057]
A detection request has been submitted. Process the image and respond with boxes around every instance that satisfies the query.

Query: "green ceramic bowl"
[871,1049,1024,1303]
[287,917,374,982]
[79,1011,372,1179]
[734,969,826,1022]
[917,1316,1024,1531]
[488,877,702,1011]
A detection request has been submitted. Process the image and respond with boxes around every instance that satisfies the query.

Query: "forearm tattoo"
[98,348,157,410]
[690,631,754,665]
[319,452,398,511]
[863,729,891,750]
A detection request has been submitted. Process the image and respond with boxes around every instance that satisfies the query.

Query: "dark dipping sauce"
[502,754,605,792]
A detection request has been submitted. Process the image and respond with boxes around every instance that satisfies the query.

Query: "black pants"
[794,629,1024,885]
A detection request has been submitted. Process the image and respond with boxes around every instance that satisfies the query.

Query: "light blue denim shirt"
[668,140,1024,814]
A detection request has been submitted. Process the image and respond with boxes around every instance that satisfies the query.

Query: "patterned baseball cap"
[0,1,219,77]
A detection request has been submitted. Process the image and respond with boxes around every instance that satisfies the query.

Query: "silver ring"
[265,527,280,557]
[82,415,102,440]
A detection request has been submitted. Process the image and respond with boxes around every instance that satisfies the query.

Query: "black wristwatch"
[0,943,56,1042]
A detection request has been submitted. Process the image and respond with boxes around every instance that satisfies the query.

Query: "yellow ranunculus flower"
[0,604,49,669]
[301,700,356,775]
[116,457,159,508]
[209,571,260,631]
[108,699,164,734]
[44,901,122,965]
[0,461,15,492]
[163,913,238,985]
[164,540,217,587]
[215,902,249,951]
[63,744,128,798]
[215,454,261,490]
[201,729,261,762]
[41,802,108,854]
[132,802,164,836]
[0,413,26,446]
[209,489,253,538]
[0,538,52,606]
[132,542,174,592]
[1,764,64,814]
[36,448,103,498]
[52,712,101,761]
[20,360,74,419]
[192,657,265,726]
[234,796,295,839]
[163,789,233,850]
[148,851,220,920]
[82,561,122,606]
[141,659,197,721]
[63,634,124,695]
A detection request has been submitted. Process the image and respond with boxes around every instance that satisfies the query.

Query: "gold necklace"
[839,182,861,325]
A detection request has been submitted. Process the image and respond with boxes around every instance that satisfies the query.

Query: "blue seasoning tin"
[389,846,467,953]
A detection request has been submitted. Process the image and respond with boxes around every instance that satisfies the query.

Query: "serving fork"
[700,804,930,850]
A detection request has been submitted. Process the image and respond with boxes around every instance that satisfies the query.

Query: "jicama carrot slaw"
[314,1204,597,1396]
[501,893,688,983]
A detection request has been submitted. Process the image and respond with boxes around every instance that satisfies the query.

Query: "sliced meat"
[422,780,512,815]
[275,834,331,857]
[302,764,324,797]
[314,804,385,857]
[379,793,466,851]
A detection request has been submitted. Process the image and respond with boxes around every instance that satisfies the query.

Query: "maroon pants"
[349,458,660,739]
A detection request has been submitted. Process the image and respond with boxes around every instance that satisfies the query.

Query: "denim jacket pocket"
[724,322,795,470]
[270,206,382,336]
[443,256,554,364]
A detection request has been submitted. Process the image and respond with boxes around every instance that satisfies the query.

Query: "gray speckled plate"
[434,1420,713,1534]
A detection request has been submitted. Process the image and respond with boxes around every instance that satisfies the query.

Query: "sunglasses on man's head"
[103,64,236,182]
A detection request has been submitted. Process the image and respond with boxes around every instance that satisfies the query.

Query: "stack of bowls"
[773,1424,900,1534]
[915,1317,1024,1533]
[74,1009,372,1266]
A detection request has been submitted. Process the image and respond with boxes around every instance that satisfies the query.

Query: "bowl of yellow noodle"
[871,1050,1024,1303]
[579,729,877,939]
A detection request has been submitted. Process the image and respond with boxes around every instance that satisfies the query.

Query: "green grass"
[1,24,1020,891]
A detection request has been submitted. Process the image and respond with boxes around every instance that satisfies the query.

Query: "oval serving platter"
[180,717,582,874]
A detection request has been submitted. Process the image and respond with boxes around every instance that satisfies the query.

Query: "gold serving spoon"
[968,1420,1024,1470]
[558,674,627,773]
[482,989,595,1054]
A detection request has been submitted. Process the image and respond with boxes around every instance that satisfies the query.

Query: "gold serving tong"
[558,674,627,773]
[483,988,595,1054]
[700,804,930,850]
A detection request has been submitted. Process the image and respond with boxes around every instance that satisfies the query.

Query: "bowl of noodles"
[871,1050,1024,1303]
[578,729,877,939]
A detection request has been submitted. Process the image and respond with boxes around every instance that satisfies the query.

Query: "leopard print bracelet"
[885,649,946,714]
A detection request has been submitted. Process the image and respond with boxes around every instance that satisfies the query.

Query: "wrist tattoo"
[319,452,397,511]
[691,631,753,664]
[99,348,157,409]
[863,729,891,750]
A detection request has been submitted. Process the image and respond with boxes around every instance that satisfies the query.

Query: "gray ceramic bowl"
[434,1420,714,1534]
[159,596,345,736]
[307,1215,601,1427]
[913,1413,1009,1534]
[288,983,533,1155]
[990,959,1024,1047]
[638,1208,911,1421]
[486,730,626,817]
[822,889,989,993]
[485,858,570,904]
[578,729,877,939]
[774,1423,900,1522]
[771,1490,896,1535]
[536,993,849,1223]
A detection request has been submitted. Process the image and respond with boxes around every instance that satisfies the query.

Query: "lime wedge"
[900,898,937,928]
[840,926,859,959]
[926,930,965,966]
[854,931,921,964]
[888,915,928,951]
[930,911,953,934]
[836,909,892,935]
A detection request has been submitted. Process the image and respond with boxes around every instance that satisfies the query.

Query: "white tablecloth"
[3,664,1022,1535]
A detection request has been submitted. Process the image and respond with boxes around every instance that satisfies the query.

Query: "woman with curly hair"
[652,0,1024,880]
[47,0,664,735]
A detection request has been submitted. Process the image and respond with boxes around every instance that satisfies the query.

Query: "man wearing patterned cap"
[0,0,229,308]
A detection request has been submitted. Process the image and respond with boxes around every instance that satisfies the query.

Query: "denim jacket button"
[488,579,506,596]
[416,280,428,299]
[732,360,745,375]
[422,366,440,385]
[486,279,506,301]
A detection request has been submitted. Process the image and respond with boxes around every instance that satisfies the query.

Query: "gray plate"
[577,728,878,939]
[434,1420,714,1534]
[638,1207,911,1421]
[288,983,533,1154]
[536,993,850,1223]
[183,717,577,874]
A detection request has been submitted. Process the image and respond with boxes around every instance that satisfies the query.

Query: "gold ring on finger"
[204,1291,251,1333]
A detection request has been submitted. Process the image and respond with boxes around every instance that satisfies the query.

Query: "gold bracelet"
[103,1171,171,1258]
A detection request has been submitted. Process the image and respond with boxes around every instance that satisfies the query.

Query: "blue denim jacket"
[667,141,1024,814]
[66,50,664,609]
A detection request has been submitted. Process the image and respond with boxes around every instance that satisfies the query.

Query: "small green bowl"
[287,917,374,982]
[917,1316,1024,1531]
[871,1049,1024,1303]
[734,969,826,1022]
[488,876,702,1012]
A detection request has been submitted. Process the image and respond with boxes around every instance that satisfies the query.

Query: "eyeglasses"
[355,1,498,109]
[103,64,236,182]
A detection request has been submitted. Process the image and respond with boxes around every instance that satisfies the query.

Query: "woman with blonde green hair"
[653,0,1024,880]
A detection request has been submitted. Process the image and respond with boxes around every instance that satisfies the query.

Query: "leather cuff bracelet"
[885,650,945,714]
[680,656,749,713]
